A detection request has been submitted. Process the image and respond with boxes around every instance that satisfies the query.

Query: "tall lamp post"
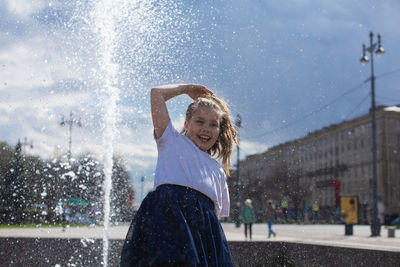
[235,114,242,227]
[60,111,82,161]
[21,137,33,154]
[360,31,385,236]
[140,176,145,203]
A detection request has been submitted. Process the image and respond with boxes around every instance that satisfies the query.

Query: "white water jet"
[91,1,122,266]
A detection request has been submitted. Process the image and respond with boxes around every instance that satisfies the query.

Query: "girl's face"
[184,107,221,152]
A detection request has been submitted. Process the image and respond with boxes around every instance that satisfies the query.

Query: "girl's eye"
[196,120,204,124]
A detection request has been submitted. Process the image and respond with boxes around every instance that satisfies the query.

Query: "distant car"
[391,217,400,226]
[30,204,48,215]
[384,212,399,226]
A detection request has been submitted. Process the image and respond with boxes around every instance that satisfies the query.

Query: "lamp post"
[235,114,242,227]
[360,31,385,236]
[60,111,82,161]
[21,137,33,154]
[140,176,145,203]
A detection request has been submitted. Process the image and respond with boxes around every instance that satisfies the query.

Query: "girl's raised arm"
[151,84,213,139]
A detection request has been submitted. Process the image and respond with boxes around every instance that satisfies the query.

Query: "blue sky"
[1,0,400,199]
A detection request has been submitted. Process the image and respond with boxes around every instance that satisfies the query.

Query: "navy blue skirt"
[120,184,233,267]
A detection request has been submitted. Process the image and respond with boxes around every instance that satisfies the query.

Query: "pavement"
[0,223,399,252]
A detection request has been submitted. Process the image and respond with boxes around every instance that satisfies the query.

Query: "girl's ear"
[184,120,188,133]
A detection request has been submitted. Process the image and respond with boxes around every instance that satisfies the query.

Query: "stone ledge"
[1,238,399,266]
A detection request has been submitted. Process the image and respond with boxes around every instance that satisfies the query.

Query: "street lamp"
[140,176,145,202]
[60,111,82,161]
[235,114,242,227]
[360,31,385,237]
[20,137,33,154]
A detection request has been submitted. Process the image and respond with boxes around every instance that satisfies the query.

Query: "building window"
[361,139,365,148]
[361,125,365,135]
[354,154,359,164]
[354,141,358,150]
[398,135,400,145]
[347,143,351,151]
[348,130,353,137]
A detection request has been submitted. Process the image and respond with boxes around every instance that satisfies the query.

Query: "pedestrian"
[304,206,310,224]
[120,84,237,267]
[312,201,320,223]
[61,200,70,232]
[266,199,277,238]
[377,196,385,225]
[240,199,256,240]
[89,204,97,227]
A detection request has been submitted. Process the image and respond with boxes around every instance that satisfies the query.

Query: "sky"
[1,0,400,201]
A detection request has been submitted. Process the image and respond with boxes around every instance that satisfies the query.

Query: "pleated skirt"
[120,184,233,267]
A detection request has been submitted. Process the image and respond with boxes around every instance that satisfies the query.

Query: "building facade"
[231,106,400,222]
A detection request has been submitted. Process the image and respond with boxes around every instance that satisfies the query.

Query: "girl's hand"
[185,84,214,100]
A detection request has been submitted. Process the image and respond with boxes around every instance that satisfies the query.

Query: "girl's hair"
[182,95,238,176]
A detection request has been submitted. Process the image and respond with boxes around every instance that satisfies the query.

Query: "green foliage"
[0,140,134,225]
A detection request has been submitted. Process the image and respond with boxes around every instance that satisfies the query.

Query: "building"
[231,106,400,222]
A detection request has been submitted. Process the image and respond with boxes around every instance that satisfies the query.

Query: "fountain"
[0,0,205,265]
[65,1,198,265]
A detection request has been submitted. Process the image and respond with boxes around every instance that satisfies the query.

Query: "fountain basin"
[1,237,399,266]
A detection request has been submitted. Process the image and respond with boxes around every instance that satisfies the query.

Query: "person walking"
[266,199,277,238]
[120,84,237,267]
[240,199,256,240]
[62,200,70,232]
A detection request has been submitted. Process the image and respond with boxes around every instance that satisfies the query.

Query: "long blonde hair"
[182,95,238,175]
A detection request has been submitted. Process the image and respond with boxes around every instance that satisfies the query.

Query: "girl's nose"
[201,126,210,133]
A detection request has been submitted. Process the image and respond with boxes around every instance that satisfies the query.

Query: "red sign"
[332,179,341,209]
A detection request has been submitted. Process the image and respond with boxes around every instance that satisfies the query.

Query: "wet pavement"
[1,223,399,252]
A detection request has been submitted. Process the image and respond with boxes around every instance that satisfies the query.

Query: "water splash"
[66,0,201,265]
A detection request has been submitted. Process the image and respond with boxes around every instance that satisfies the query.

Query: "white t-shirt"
[154,121,230,217]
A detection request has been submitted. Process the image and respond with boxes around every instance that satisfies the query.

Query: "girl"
[120,84,237,267]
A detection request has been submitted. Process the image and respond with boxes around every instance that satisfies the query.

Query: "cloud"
[236,139,270,161]
[5,0,47,20]
[0,41,53,89]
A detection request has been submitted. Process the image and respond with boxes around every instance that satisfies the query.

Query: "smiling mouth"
[198,135,211,142]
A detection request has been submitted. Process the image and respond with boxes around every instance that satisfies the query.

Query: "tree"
[0,141,15,223]
[110,156,134,222]
[1,141,26,224]
[270,162,309,221]
[0,140,134,225]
